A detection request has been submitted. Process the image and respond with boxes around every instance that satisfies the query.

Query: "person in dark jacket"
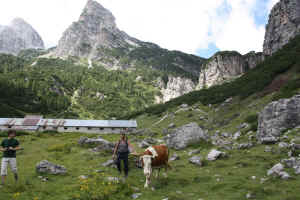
[113,131,134,178]
[0,130,21,186]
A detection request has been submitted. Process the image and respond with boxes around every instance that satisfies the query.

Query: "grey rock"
[233,131,241,140]
[36,160,67,175]
[278,142,289,148]
[238,123,250,130]
[221,132,231,138]
[144,138,156,145]
[278,171,291,180]
[265,146,273,152]
[237,143,253,149]
[132,193,142,199]
[180,104,189,108]
[189,156,203,166]
[263,0,300,55]
[259,136,279,144]
[102,159,115,167]
[258,95,300,142]
[169,153,180,161]
[168,123,176,129]
[165,122,208,150]
[160,76,196,103]
[267,163,284,176]
[79,137,114,152]
[107,176,119,182]
[197,52,263,89]
[138,141,150,148]
[54,0,141,70]
[207,149,226,161]
[0,18,44,55]
[188,149,200,156]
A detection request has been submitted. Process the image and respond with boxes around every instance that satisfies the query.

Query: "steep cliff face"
[263,0,300,55]
[243,51,265,69]
[54,0,140,60]
[156,76,196,103]
[197,52,245,89]
[196,51,264,89]
[0,18,44,55]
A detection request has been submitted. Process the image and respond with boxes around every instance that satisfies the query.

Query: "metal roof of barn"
[63,120,137,128]
[0,118,10,125]
[0,118,137,128]
[37,119,66,127]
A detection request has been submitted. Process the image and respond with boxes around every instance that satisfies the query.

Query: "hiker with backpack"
[113,130,134,178]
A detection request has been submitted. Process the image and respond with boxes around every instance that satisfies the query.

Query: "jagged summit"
[0,18,44,55]
[54,0,140,59]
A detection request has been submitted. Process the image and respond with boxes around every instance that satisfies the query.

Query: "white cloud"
[0,0,278,56]
[209,0,266,54]
[267,0,280,11]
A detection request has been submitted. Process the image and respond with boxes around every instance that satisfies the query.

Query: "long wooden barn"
[0,115,137,134]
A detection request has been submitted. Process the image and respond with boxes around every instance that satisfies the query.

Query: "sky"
[0,0,280,58]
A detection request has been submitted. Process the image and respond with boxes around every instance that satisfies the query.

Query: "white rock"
[207,149,226,161]
[267,163,284,176]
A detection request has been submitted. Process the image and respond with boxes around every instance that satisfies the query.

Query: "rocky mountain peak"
[54,0,140,60]
[79,0,116,30]
[263,0,300,55]
[0,18,44,55]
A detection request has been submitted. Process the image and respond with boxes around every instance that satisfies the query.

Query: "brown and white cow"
[138,144,171,188]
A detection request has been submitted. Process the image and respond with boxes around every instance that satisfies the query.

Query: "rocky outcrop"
[263,0,300,55]
[197,51,263,89]
[0,18,44,55]
[36,160,67,175]
[156,76,196,103]
[257,95,300,143]
[54,0,140,62]
[164,122,209,150]
[243,51,265,69]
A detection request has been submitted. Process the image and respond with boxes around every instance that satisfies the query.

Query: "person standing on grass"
[113,129,134,178]
[0,130,21,186]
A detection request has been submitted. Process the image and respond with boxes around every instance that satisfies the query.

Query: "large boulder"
[36,160,67,175]
[164,122,209,150]
[78,136,114,152]
[257,95,300,143]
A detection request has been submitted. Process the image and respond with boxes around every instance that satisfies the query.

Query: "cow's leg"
[155,168,160,178]
[144,174,151,188]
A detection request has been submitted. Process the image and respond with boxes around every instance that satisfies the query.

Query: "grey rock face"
[263,0,300,55]
[243,51,265,69]
[164,122,208,150]
[36,160,67,175]
[55,0,139,61]
[257,95,300,142]
[0,18,44,55]
[197,51,263,89]
[157,76,196,103]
